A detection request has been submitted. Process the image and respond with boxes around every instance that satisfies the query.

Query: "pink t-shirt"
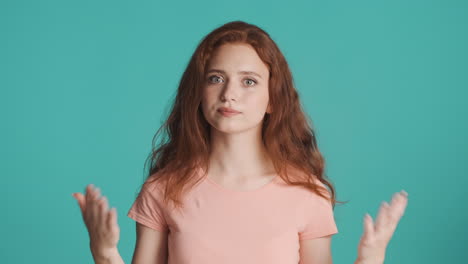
[127,169,338,264]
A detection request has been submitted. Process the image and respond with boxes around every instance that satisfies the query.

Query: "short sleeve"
[127,181,169,232]
[298,182,338,240]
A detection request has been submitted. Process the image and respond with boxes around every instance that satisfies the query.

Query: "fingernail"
[401,190,408,196]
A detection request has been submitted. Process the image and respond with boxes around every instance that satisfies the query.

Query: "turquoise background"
[2,0,467,263]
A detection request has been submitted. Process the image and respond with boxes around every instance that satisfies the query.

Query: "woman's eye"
[244,78,257,86]
[207,75,256,86]
[208,75,223,83]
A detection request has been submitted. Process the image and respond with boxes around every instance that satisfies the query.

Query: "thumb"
[72,192,86,213]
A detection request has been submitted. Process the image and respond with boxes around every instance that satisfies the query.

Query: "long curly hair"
[141,20,348,210]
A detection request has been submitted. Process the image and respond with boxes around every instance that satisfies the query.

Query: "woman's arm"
[298,235,383,264]
[298,235,385,264]
[355,190,408,264]
[299,190,408,264]
[91,247,124,264]
[73,184,169,264]
[73,184,124,264]
[130,222,168,264]
[299,235,333,264]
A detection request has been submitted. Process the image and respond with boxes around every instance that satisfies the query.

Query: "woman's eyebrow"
[206,69,263,79]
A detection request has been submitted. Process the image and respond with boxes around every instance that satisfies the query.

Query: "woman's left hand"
[356,190,409,264]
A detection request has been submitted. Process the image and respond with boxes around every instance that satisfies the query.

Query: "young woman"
[73,20,408,264]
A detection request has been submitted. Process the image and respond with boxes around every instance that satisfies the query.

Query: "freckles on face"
[200,43,270,133]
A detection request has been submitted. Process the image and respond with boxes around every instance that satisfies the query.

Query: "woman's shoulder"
[276,168,331,201]
[140,171,168,195]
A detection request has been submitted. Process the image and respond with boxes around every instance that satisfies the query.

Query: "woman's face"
[201,43,271,134]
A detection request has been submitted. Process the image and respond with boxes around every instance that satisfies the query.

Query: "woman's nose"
[220,81,238,101]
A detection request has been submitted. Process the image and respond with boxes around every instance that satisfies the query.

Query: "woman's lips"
[217,109,241,117]
[218,107,241,113]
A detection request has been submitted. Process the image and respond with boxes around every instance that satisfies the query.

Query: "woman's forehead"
[207,44,269,77]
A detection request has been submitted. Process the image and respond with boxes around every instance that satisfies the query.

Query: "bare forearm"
[91,246,125,264]
[353,256,384,264]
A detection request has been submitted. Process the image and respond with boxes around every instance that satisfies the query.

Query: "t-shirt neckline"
[204,174,279,194]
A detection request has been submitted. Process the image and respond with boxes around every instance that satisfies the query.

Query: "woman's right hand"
[72,184,120,259]
[355,190,408,264]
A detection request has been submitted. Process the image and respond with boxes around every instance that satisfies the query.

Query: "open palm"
[72,184,120,258]
[356,190,408,264]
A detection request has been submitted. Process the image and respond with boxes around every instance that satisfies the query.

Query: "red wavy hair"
[140,20,347,210]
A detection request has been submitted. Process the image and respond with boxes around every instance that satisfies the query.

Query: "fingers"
[107,207,118,232]
[374,190,408,238]
[91,187,102,220]
[98,196,109,227]
[362,213,375,241]
[389,191,408,220]
[72,192,86,213]
[85,184,94,216]
[384,191,408,226]
[79,184,113,228]
[375,201,391,232]
[85,185,96,223]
